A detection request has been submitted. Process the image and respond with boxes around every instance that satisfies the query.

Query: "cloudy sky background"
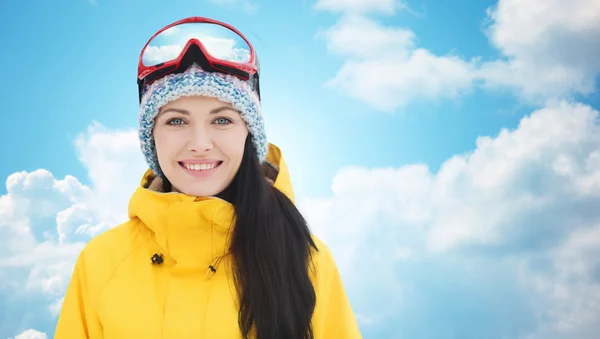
[1,0,600,338]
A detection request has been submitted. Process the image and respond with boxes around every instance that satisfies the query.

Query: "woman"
[54,16,361,339]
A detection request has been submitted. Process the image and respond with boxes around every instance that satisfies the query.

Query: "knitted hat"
[138,64,267,177]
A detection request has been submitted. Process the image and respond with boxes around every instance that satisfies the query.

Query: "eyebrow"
[158,106,240,116]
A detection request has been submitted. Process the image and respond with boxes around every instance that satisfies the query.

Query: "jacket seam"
[92,224,153,313]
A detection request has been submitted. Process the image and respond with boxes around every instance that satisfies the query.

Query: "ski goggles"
[137,16,260,102]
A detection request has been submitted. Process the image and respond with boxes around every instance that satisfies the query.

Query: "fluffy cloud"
[0,123,144,339]
[313,0,407,15]
[481,0,600,99]
[319,15,415,59]
[304,100,600,256]
[298,100,600,338]
[318,15,478,112]
[317,0,600,111]
[74,122,147,223]
[517,224,600,338]
[426,100,600,252]
[11,329,48,339]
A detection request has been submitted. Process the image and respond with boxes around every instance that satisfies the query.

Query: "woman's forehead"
[157,96,240,118]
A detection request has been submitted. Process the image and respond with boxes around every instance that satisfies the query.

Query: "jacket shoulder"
[310,235,336,268]
[73,220,151,293]
[81,219,149,262]
[309,234,344,284]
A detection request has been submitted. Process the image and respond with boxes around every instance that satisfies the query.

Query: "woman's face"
[153,95,249,196]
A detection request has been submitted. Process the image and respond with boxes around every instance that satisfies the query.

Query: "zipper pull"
[206,255,224,279]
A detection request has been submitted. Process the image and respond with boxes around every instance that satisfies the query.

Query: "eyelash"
[214,117,233,125]
[166,118,185,126]
[165,117,233,126]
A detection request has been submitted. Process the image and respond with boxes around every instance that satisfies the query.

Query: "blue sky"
[1,0,600,338]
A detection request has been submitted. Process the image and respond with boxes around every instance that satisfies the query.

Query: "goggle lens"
[141,22,252,67]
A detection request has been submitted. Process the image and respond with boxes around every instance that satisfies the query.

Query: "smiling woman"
[153,96,249,197]
[53,16,361,339]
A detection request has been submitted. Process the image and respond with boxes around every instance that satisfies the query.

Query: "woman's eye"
[167,118,185,126]
[215,117,232,125]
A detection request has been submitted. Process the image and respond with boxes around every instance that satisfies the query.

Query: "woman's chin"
[172,180,226,197]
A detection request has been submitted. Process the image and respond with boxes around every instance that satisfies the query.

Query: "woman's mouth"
[179,161,223,171]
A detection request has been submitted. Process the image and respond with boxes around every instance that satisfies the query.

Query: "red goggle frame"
[137,16,260,102]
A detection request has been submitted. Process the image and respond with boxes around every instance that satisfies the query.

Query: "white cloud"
[298,100,600,337]
[179,34,251,63]
[0,169,91,269]
[517,223,600,338]
[49,297,64,317]
[0,122,144,338]
[143,30,251,66]
[25,261,75,295]
[304,100,600,253]
[74,121,147,224]
[318,16,478,111]
[480,0,600,99]
[318,15,415,59]
[424,99,600,252]
[316,0,600,111]
[12,329,47,339]
[313,0,408,15]
[142,44,183,64]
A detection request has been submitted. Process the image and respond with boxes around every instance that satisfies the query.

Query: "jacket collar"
[127,143,294,270]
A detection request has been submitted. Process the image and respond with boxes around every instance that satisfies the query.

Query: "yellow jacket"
[55,143,361,338]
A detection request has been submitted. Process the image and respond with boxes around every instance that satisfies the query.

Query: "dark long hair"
[226,136,318,339]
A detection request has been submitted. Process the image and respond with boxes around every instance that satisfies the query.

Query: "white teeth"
[183,162,218,171]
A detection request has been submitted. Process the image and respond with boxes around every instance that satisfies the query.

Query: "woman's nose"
[186,126,214,152]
